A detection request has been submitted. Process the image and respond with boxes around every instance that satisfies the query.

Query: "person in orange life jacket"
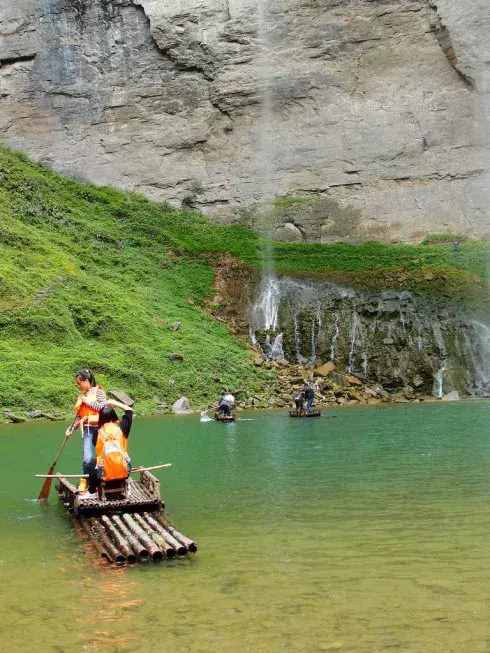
[65,369,106,494]
[95,399,134,484]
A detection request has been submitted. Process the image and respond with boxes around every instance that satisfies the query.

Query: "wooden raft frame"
[289,410,322,418]
[56,470,163,517]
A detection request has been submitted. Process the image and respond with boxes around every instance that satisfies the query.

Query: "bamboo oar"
[35,463,172,479]
[37,418,77,501]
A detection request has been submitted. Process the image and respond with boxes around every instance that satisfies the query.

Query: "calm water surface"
[1,402,490,652]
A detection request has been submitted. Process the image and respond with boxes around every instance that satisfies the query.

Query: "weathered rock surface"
[0,1,489,240]
[250,275,490,398]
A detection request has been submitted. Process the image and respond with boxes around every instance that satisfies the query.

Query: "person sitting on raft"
[95,399,134,489]
[294,390,305,415]
[217,391,235,417]
[304,383,315,414]
[66,369,106,494]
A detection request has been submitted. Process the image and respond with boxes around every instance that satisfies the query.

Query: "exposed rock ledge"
[0,0,489,240]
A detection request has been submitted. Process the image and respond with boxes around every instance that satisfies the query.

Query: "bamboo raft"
[55,471,197,565]
[289,410,322,418]
[214,413,236,422]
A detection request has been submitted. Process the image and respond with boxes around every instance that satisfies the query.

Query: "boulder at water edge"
[172,396,192,414]
[442,391,460,402]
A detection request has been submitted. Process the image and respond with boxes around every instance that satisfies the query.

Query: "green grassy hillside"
[0,148,276,415]
[0,146,488,415]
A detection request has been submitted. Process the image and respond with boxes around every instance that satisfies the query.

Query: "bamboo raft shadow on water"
[52,470,197,566]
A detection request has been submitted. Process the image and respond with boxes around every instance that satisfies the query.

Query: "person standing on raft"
[95,399,134,485]
[304,383,315,414]
[217,391,235,417]
[66,369,106,494]
[293,390,305,415]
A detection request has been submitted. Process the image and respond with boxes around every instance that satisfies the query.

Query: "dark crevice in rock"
[428,1,475,89]
[0,54,36,68]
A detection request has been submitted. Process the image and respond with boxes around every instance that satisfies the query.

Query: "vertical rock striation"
[0,0,489,240]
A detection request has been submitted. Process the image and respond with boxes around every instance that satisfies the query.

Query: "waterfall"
[330,313,340,361]
[270,333,284,360]
[433,363,446,398]
[249,275,490,397]
[347,311,360,373]
[466,321,490,394]
[310,304,322,363]
[293,312,302,362]
[254,275,281,331]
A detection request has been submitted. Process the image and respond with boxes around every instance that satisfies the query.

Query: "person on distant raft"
[95,399,134,489]
[304,382,315,414]
[66,369,106,494]
[218,390,235,417]
[294,390,305,415]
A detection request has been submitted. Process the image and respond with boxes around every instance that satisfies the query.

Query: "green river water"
[1,402,490,653]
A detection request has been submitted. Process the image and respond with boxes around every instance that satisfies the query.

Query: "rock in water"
[172,397,192,414]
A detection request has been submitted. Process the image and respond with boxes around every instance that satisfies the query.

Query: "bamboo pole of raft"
[89,518,127,565]
[80,518,125,565]
[154,513,198,553]
[145,513,187,555]
[111,515,149,561]
[132,513,176,558]
[79,519,112,562]
[143,512,186,555]
[121,513,163,561]
[100,516,136,564]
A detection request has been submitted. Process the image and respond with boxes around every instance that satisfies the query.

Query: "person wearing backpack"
[95,399,134,486]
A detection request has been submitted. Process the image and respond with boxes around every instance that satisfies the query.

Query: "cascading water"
[250,275,284,360]
[464,321,490,395]
[433,363,447,399]
[347,311,360,374]
[250,276,490,397]
[330,313,340,361]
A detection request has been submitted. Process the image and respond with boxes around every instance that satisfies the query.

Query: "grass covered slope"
[0,148,276,414]
[0,146,488,414]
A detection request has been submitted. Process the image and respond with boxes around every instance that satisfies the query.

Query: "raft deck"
[289,410,322,418]
[56,471,197,565]
[215,413,236,422]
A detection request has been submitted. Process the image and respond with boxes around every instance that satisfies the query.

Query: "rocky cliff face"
[250,276,490,398]
[1,0,489,241]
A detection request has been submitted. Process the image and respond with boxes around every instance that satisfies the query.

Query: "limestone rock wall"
[0,0,489,241]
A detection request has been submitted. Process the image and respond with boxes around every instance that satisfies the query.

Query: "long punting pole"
[34,463,172,479]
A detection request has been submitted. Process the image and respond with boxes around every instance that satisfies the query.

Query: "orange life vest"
[75,386,104,421]
[96,422,129,481]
